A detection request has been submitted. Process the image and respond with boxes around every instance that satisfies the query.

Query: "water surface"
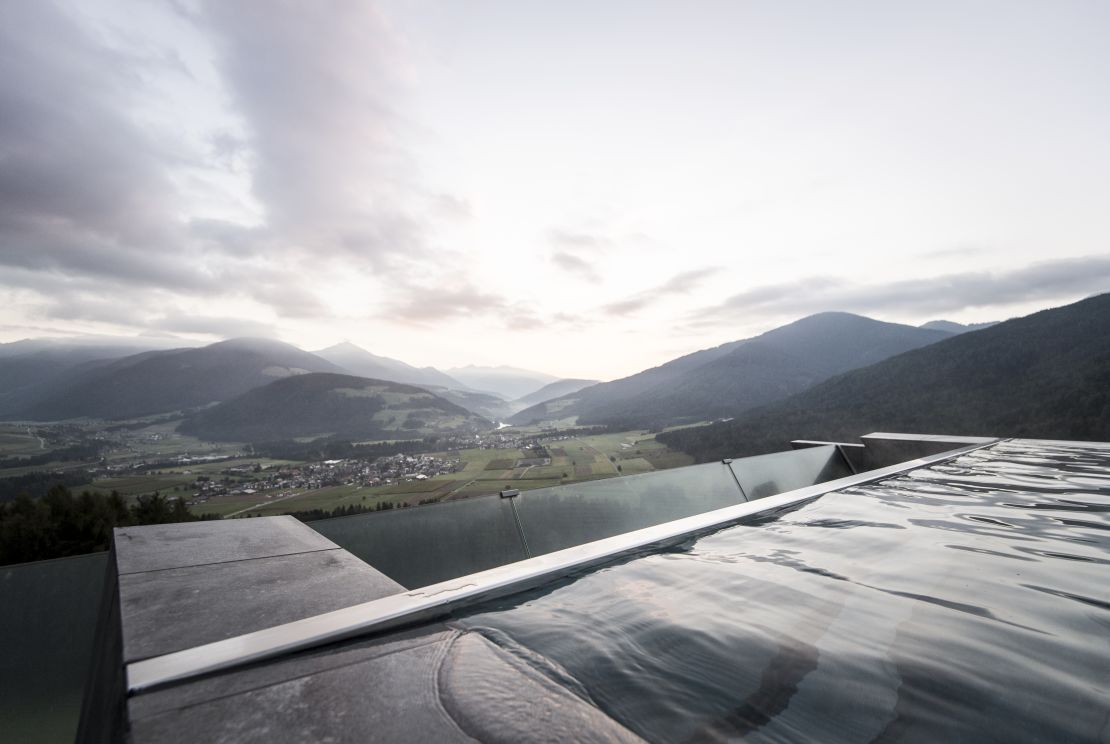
[456,439,1110,743]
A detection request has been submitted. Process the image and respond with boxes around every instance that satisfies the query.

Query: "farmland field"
[0,426,51,457]
[3,418,694,519]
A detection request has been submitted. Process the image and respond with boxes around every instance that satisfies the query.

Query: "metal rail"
[126,438,1001,694]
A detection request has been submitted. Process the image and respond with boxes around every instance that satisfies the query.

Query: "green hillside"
[178,372,491,442]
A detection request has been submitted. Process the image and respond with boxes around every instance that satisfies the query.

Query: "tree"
[0,486,217,566]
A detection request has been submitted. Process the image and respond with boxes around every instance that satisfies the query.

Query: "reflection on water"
[456,439,1110,742]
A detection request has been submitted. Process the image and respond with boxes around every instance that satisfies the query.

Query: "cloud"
[547,227,614,282]
[206,130,248,169]
[550,251,600,282]
[549,229,610,250]
[0,2,203,292]
[197,0,424,268]
[0,1,460,335]
[503,310,542,331]
[380,284,558,334]
[383,285,506,323]
[249,285,327,319]
[431,194,472,221]
[917,244,994,261]
[658,269,718,294]
[690,254,1110,324]
[40,295,151,328]
[602,268,719,316]
[601,297,651,316]
[152,314,278,339]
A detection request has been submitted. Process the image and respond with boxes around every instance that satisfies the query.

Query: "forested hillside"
[179,372,490,442]
[513,313,951,428]
[659,294,1110,461]
[13,338,343,420]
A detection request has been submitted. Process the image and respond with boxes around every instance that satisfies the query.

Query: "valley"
[0,417,696,520]
[3,294,1108,564]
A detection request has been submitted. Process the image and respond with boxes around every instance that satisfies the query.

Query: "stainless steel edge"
[834,443,859,475]
[126,438,1002,694]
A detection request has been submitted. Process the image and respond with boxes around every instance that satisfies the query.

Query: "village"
[186,453,463,506]
[0,418,627,511]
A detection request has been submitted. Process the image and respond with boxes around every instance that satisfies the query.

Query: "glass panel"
[515,462,745,557]
[0,552,108,744]
[729,444,852,501]
[310,495,526,589]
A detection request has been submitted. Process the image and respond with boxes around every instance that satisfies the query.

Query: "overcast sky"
[1,1,1108,379]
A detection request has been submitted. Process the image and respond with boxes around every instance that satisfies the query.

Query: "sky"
[1,0,1108,380]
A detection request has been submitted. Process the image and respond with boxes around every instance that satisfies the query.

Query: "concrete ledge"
[113,517,404,666]
[114,516,338,574]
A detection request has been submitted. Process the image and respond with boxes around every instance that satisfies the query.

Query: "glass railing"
[513,461,744,557]
[729,444,853,500]
[310,445,853,588]
[310,494,526,589]
[0,552,108,744]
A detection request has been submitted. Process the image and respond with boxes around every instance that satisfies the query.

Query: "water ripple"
[458,439,1110,742]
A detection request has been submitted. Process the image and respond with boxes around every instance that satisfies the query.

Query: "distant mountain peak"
[788,311,908,328]
[322,340,364,352]
[312,342,464,392]
[445,365,560,400]
[316,340,387,360]
[920,320,999,334]
[797,310,867,321]
[511,378,601,409]
[214,337,294,351]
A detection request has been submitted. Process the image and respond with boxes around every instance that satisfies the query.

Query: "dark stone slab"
[128,626,452,721]
[129,627,645,743]
[130,630,471,744]
[114,517,336,575]
[119,548,404,662]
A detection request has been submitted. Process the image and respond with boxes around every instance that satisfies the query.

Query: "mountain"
[312,342,463,389]
[445,365,560,400]
[421,386,514,422]
[312,343,527,420]
[658,293,1110,461]
[11,338,343,421]
[921,320,998,334]
[508,340,748,426]
[511,313,953,428]
[178,373,490,442]
[0,336,199,417]
[511,379,601,410]
[0,334,188,359]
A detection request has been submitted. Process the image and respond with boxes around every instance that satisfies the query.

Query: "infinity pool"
[455,439,1110,742]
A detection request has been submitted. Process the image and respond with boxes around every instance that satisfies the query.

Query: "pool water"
[456,440,1110,742]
